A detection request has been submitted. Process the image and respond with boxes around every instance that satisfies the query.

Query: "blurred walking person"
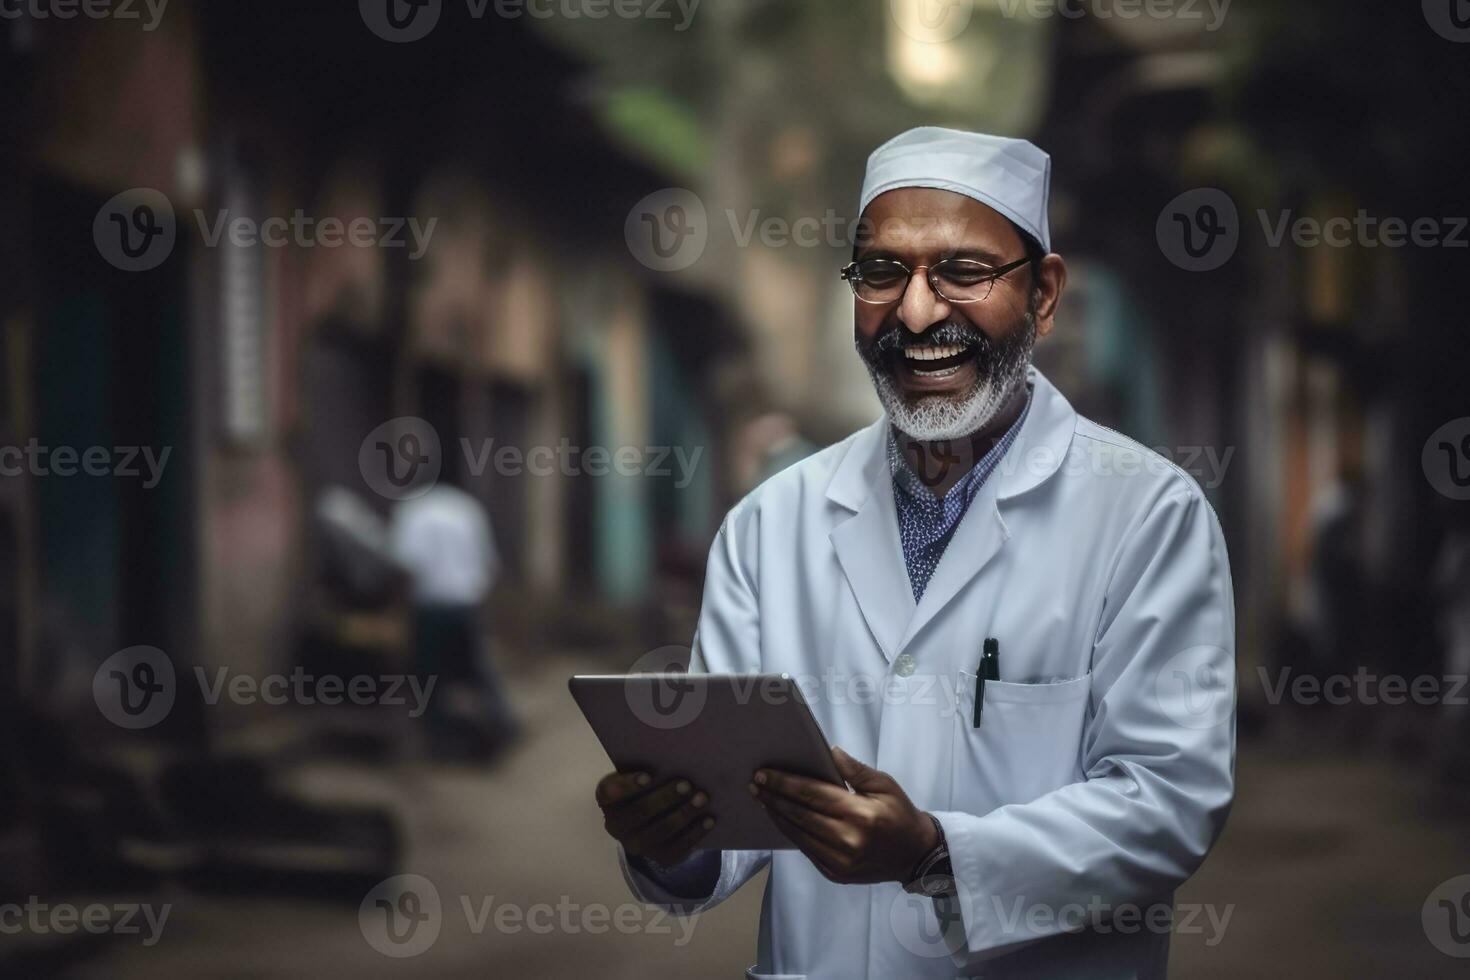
[391,479,520,761]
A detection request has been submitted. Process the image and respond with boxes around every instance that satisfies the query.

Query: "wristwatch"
[902,813,956,897]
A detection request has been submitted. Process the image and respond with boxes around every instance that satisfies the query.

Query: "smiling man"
[596,127,1236,979]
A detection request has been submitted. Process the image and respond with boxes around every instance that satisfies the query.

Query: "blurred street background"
[3,0,1470,976]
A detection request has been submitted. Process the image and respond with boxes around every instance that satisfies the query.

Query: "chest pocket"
[949,674,1091,814]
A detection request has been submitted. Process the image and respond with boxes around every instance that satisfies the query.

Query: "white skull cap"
[858,126,1052,253]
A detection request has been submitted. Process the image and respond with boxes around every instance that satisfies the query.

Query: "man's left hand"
[750,746,938,885]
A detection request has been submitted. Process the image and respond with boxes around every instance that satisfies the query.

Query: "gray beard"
[861,312,1036,441]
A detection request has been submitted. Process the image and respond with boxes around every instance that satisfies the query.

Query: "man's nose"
[897,268,951,334]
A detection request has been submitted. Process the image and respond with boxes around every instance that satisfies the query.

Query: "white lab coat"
[620,368,1236,979]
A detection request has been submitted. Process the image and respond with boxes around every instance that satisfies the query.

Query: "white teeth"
[903,344,966,361]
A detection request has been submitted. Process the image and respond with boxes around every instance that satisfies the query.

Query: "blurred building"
[1,0,751,929]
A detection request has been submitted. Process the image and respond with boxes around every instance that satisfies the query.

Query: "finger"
[752,769,853,817]
[596,771,653,807]
[625,794,711,857]
[645,814,717,865]
[603,779,700,838]
[830,746,891,793]
[763,805,854,879]
[754,785,855,853]
[605,779,700,837]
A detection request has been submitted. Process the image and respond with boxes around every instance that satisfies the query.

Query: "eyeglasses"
[839,255,1031,305]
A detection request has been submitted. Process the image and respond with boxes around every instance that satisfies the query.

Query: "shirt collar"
[887,385,1033,505]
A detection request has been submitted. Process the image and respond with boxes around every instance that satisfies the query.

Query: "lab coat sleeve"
[934,488,1236,965]
[619,506,773,914]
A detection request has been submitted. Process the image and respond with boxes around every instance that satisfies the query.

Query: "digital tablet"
[569,673,846,851]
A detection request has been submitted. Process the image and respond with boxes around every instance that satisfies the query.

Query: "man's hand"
[749,746,938,885]
[595,771,715,865]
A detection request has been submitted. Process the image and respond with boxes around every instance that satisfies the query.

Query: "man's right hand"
[595,771,715,865]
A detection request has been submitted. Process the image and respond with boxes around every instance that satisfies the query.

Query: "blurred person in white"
[593,128,1235,978]
[391,478,519,759]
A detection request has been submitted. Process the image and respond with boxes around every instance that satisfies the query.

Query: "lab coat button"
[894,653,916,677]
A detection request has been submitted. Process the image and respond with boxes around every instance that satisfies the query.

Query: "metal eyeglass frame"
[839,255,1031,305]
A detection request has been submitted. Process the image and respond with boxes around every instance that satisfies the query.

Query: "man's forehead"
[857,188,1020,256]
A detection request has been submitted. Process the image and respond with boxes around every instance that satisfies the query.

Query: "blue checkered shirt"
[888,395,1031,601]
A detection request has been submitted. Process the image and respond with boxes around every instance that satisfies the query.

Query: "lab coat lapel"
[828,418,914,665]
[897,487,1008,653]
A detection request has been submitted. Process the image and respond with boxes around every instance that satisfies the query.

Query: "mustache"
[862,319,989,360]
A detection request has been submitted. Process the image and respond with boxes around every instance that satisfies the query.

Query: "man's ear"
[1031,254,1067,339]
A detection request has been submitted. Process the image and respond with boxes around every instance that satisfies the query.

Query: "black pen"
[973,637,1000,728]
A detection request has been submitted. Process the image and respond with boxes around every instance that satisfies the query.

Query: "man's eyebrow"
[853,245,1010,263]
[943,246,1008,264]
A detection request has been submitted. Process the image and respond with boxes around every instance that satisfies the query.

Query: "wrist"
[909,810,941,868]
[902,813,955,896]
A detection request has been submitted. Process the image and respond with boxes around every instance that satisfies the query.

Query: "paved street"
[77,651,1470,979]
